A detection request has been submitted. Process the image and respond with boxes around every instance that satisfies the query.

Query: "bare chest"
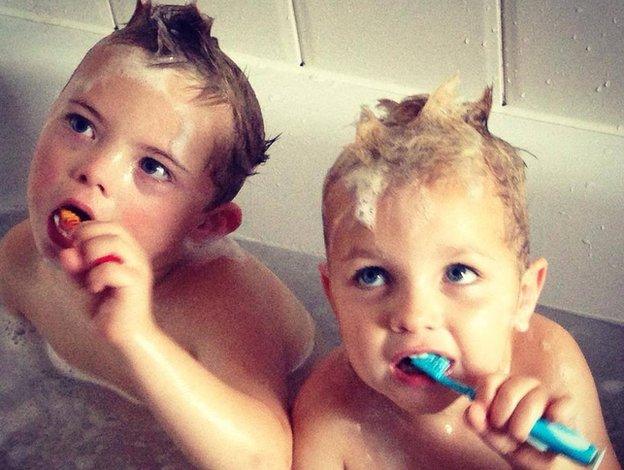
[343,413,508,470]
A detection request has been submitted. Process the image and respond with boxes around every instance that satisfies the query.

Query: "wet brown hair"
[106,0,275,207]
[323,77,530,267]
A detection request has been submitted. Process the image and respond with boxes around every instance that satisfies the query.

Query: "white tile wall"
[503,0,623,129]
[110,0,301,63]
[0,0,113,31]
[293,0,502,100]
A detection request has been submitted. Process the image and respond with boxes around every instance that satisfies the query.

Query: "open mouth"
[396,356,423,375]
[48,205,91,248]
[394,354,454,380]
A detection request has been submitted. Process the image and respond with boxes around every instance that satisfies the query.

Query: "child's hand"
[58,221,155,345]
[465,373,580,469]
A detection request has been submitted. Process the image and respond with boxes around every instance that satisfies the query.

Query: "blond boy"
[292,78,619,469]
[0,2,313,468]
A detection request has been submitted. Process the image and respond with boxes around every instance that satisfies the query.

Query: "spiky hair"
[323,77,530,266]
[105,0,275,207]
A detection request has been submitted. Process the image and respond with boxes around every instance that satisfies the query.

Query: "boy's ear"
[318,261,339,318]
[189,202,242,242]
[514,257,548,332]
[319,262,331,298]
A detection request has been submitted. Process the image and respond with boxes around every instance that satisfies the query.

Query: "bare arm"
[292,353,347,470]
[121,325,292,470]
[58,222,297,469]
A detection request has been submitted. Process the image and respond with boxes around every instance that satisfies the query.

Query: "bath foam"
[343,165,388,228]
[183,235,247,264]
[45,343,141,405]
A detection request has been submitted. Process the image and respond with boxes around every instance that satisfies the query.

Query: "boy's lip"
[47,199,93,248]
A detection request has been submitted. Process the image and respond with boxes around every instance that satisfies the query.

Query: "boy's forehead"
[67,44,200,101]
[59,43,234,175]
[325,173,499,253]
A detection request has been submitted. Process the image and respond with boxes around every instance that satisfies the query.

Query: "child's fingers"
[79,234,147,272]
[487,375,542,430]
[85,259,142,294]
[58,247,86,274]
[543,395,577,428]
[72,220,132,241]
[506,385,549,442]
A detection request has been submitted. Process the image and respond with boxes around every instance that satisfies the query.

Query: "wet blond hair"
[323,77,530,267]
[101,0,274,208]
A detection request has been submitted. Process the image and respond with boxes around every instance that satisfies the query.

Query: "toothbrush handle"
[527,418,600,466]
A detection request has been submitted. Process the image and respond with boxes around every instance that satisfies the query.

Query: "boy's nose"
[388,288,444,334]
[70,146,123,197]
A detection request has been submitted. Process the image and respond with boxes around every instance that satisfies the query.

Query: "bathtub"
[1,208,622,466]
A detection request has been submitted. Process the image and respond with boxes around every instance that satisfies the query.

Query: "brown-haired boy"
[0,1,313,468]
[292,77,619,469]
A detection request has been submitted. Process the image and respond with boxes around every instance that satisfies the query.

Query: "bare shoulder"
[513,313,592,391]
[156,245,314,397]
[514,313,621,466]
[0,220,34,315]
[292,348,358,469]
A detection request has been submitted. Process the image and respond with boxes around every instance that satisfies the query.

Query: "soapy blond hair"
[323,77,530,266]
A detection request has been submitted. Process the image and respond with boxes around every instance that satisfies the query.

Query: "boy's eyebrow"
[69,99,190,174]
[142,145,190,174]
[338,246,386,262]
[69,99,103,123]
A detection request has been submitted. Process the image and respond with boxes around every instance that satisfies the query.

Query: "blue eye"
[67,113,94,138]
[355,266,389,289]
[445,264,478,284]
[139,157,171,182]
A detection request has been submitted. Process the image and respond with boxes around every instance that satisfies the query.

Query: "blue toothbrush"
[409,353,605,467]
